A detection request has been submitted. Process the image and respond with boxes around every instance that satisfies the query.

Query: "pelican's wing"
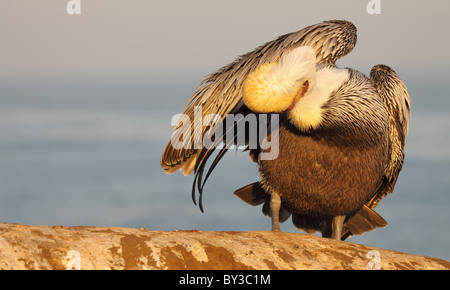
[342,64,411,240]
[160,20,357,211]
[370,64,411,199]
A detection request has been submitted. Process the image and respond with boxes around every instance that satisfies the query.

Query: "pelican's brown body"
[260,117,387,220]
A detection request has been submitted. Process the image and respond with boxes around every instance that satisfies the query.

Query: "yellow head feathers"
[243,46,316,113]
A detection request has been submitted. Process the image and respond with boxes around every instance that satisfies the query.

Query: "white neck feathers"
[288,66,350,132]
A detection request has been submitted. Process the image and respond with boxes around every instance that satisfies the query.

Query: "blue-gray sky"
[1,0,449,78]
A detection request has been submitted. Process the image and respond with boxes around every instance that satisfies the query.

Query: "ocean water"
[0,70,449,262]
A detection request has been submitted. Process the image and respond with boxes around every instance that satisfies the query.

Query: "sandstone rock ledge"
[0,223,448,270]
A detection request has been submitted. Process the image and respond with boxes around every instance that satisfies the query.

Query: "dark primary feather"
[161,20,358,210]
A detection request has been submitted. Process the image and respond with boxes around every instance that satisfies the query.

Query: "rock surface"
[0,223,448,270]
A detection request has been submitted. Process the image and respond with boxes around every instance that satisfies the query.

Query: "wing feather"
[342,64,411,240]
[160,19,358,210]
[161,20,357,172]
[369,64,411,201]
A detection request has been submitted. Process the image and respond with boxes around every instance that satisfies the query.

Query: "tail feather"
[341,205,387,240]
[234,182,267,206]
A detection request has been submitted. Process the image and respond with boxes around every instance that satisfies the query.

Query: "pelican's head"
[243,46,316,114]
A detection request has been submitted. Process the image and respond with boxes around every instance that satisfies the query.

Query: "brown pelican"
[160,20,411,240]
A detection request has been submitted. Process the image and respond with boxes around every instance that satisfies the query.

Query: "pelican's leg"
[331,215,346,240]
[270,191,281,231]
